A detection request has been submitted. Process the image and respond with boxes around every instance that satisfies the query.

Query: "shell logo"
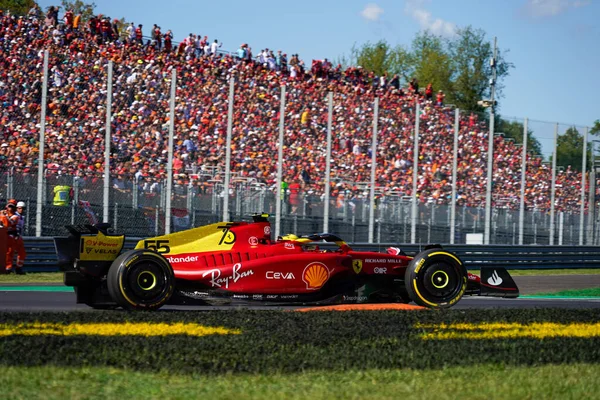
[302,262,330,290]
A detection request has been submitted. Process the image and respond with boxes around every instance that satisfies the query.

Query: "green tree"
[447,26,513,111]
[495,117,543,157]
[340,27,513,112]
[0,0,36,15]
[385,44,412,82]
[590,119,600,136]
[414,47,454,103]
[353,40,392,77]
[341,40,413,83]
[60,0,95,22]
[410,30,444,73]
[406,31,453,101]
[556,127,589,172]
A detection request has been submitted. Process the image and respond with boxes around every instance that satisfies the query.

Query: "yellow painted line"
[0,322,241,337]
[415,322,600,340]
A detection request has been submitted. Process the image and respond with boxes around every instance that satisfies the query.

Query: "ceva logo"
[487,270,503,286]
[302,262,330,290]
[266,271,295,280]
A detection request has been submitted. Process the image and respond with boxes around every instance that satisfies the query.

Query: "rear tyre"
[405,248,467,308]
[107,250,175,311]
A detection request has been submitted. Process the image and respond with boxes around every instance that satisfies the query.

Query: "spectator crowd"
[0,5,589,214]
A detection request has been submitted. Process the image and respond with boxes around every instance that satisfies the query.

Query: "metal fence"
[0,46,597,244]
[1,165,597,245]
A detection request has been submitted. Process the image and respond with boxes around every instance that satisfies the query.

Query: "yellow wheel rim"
[137,271,157,291]
[431,270,449,289]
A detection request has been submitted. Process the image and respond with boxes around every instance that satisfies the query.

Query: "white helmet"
[16,201,25,208]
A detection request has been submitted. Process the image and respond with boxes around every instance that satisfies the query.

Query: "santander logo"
[487,270,503,286]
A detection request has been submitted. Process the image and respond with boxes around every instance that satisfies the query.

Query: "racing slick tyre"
[107,249,175,311]
[405,248,467,308]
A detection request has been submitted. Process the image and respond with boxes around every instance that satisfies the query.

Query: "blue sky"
[36,0,599,156]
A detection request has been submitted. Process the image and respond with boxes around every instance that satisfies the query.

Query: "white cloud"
[361,3,384,22]
[404,0,456,37]
[572,0,592,8]
[522,0,591,18]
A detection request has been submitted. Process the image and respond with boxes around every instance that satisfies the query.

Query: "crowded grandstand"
[0,4,588,218]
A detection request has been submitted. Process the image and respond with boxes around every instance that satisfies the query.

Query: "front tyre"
[107,250,175,310]
[405,248,467,308]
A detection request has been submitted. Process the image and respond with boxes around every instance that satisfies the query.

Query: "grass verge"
[1,364,599,400]
[1,309,600,375]
[0,272,63,283]
[525,287,600,297]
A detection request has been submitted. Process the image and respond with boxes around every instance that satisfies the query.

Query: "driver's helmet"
[280,234,299,241]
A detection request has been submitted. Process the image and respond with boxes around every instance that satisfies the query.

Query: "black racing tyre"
[405,248,467,308]
[107,249,175,311]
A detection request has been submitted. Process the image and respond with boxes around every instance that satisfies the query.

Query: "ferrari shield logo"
[352,260,363,274]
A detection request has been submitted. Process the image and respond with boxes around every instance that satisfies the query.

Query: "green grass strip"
[0,273,64,283]
[1,364,599,400]
[0,286,72,292]
[524,287,600,298]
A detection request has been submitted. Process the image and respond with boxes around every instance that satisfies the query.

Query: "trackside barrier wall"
[18,238,600,272]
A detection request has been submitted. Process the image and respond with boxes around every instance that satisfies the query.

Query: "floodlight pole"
[103,61,113,224]
[579,127,588,245]
[35,50,49,237]
[484,36,497,245]
[450,108,459,244]
[518,118,528,245]
[275,85,286,239]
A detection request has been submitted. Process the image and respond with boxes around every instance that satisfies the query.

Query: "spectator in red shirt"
[135,24,143,46]
[64,9,73,29]
[164,29,173,52]
[436,90,445,106]
[425,83,433,100]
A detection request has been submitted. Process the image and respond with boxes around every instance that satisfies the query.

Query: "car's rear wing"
[54,223,125,271]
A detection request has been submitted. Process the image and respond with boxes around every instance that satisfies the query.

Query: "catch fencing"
[1,170,595,245]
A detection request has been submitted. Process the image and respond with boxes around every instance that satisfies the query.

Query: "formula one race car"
[54,214,519,310]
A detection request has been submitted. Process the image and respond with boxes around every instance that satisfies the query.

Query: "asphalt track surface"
[1,275,599,312]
